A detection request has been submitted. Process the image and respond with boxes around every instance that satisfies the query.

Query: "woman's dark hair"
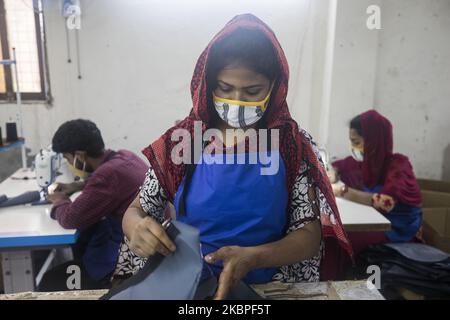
[52,119,105,158]
[350,115,363,136]
[206,28,280,89]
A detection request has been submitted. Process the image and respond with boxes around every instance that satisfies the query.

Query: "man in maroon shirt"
[38,119,148,291]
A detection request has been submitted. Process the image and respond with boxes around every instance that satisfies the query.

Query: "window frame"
[0,0,48,102]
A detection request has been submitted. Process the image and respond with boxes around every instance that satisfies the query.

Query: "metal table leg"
[1,251,34,293]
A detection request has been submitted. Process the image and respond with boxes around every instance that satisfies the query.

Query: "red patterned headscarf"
[333,109,421,207]
[360,110,421,207]
[142,14,353,275]
[360,110,394,188]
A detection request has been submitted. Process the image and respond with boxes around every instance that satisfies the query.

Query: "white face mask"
[213,91,271,129]
[350,146,364,162]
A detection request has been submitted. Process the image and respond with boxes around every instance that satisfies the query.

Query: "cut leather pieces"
[384,242,450,263]
[102,220,265,300]
[226,281,265,300]
[0,191,41,208]
[359,243,450,298]
[102,220,206,300]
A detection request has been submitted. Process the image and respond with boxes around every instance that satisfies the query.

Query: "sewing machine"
[34,147,62,203]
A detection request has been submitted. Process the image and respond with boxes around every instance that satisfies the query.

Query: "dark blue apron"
[82,216,123,281]
[363,185,422,242]
[174,151,288,284]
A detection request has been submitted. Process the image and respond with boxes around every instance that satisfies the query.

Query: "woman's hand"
[48,191,69,203]
[327,168,338,184]
[128,216,176,258]
[204,220,322,300]
[205,246,257,300]
[332,183,344,197]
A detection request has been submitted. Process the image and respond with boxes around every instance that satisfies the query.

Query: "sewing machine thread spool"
[6,122,18,142]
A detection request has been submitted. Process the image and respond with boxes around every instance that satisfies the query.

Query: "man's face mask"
[351,145,364,162]
[213,90,271,128]
[68,155,90,179]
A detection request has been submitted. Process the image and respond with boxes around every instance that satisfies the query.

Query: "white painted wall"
[374,0,450,180]
[1,0,449,181]
[326,0,381,161]
[327,0,450,180]
[1,0,321,158]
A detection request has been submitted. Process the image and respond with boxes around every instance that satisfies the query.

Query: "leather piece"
[358,243,450,297]
[385,243,450,263]
[102,221,204,300]
[0,191,41,208]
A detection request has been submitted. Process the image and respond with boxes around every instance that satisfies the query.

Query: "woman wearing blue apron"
[331,110,423,256]
[114,14,352,299]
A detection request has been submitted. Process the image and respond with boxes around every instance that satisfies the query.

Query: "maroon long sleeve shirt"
[51,149,148,230]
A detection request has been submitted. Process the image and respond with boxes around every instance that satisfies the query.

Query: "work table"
[0,280,384,300]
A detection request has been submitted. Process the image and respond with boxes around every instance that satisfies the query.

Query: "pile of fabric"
[358,243,450,299]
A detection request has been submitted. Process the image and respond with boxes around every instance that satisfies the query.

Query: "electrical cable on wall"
[65,24,72,63]
[75,28,81,79]
[62,0,82,79]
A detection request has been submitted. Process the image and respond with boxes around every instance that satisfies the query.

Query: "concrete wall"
[327,0,381,162]
[374,0,450,180]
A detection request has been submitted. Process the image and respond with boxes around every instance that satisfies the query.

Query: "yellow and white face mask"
[350,145,364,162]
[68,155,90,180]
[213,91,271,128]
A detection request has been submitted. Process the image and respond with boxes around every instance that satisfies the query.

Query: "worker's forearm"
[249,219,321,269]
[74,180,86,191]
[342,187,373,206]
[122,197,147,239]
